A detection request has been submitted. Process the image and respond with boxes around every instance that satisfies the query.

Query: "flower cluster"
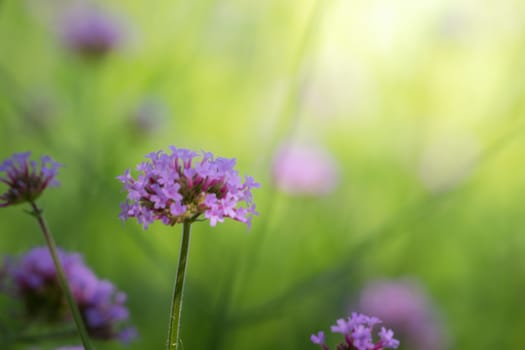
[0,152,61,207]
[118,146,259,229]
[311,312,399,350]
[358,279,447,350]
[60,6,124,59]
[2,247,136,343]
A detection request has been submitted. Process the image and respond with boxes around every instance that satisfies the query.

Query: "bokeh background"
[2,0,525,349]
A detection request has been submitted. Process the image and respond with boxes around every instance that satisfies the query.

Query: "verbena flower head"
[311,312,399,350]
[3,247,136,343]
[0,152,61,207]
[358,278,447,350]
[60,6,124,59]
[118,146,259,229]
[272,142,339,196]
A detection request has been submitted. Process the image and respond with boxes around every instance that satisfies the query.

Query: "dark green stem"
[167,221,192,350]
[28,201,94,350]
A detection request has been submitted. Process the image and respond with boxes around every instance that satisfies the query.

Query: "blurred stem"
[209,2,326,349]
[238,0,325,282]
[28,201,94,350]
[13,328,77,343]
[236,0,325,302]
[167,221,192,350]
[277,0,324,141]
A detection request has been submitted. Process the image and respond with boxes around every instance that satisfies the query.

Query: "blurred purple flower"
[60,6,124,59]
[0,152,61,207]
[358,278,448,350]
[272,143,339,196]
[311,312,399,350]
[129,97,168,135]
[56,347,84,350]
[4,247,136,343]
[311,331,326,344]
[118,146,259,229]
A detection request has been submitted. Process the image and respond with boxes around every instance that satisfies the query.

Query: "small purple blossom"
[378,327,400,348]
[311,331,326,344]
[60,6,124,59]
[3,247,136,343]
[311,312,399,350]
[311,331,330,350]
[0,152,61,207]
[331,318,353,334]
[118,146,259,229]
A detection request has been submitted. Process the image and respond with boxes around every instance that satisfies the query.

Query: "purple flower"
[60,6,124,59]
[311,331,330,350]
[311,312,399,350]
[56,347,84,350]
[118,146,259,229]
[3,247,136,343]
[0,152,61,207]
[358,278,448,350]
[378,327,400,348]
[272,142,339,196]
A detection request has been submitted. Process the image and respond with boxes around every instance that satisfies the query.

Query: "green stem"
[167,221,192,350]
[28,201,94,350]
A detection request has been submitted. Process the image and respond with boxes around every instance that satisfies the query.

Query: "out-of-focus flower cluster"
[272,143,339,196]
[311,312,399,350]
[1,247,136,343]
[0,152,61,208]
[60,6,125,59]
[128,97,168,136]
[358,279,448,350]
[118,146,259,229]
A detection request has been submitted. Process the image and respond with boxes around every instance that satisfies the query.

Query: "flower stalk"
[28,201,94,350]
[167,221,192,350]
[167,221,191,350]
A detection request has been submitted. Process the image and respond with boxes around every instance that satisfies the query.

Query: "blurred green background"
[2,0,525,349]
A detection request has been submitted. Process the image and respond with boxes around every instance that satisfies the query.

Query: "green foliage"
[2,0,525,349]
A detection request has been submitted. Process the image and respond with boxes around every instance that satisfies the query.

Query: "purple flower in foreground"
[118,146,259,229]
[358,278,448,350]
[311,312,399,350]
[0,152,61,207]
[60,6,124,59]
[3,247,135,343]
